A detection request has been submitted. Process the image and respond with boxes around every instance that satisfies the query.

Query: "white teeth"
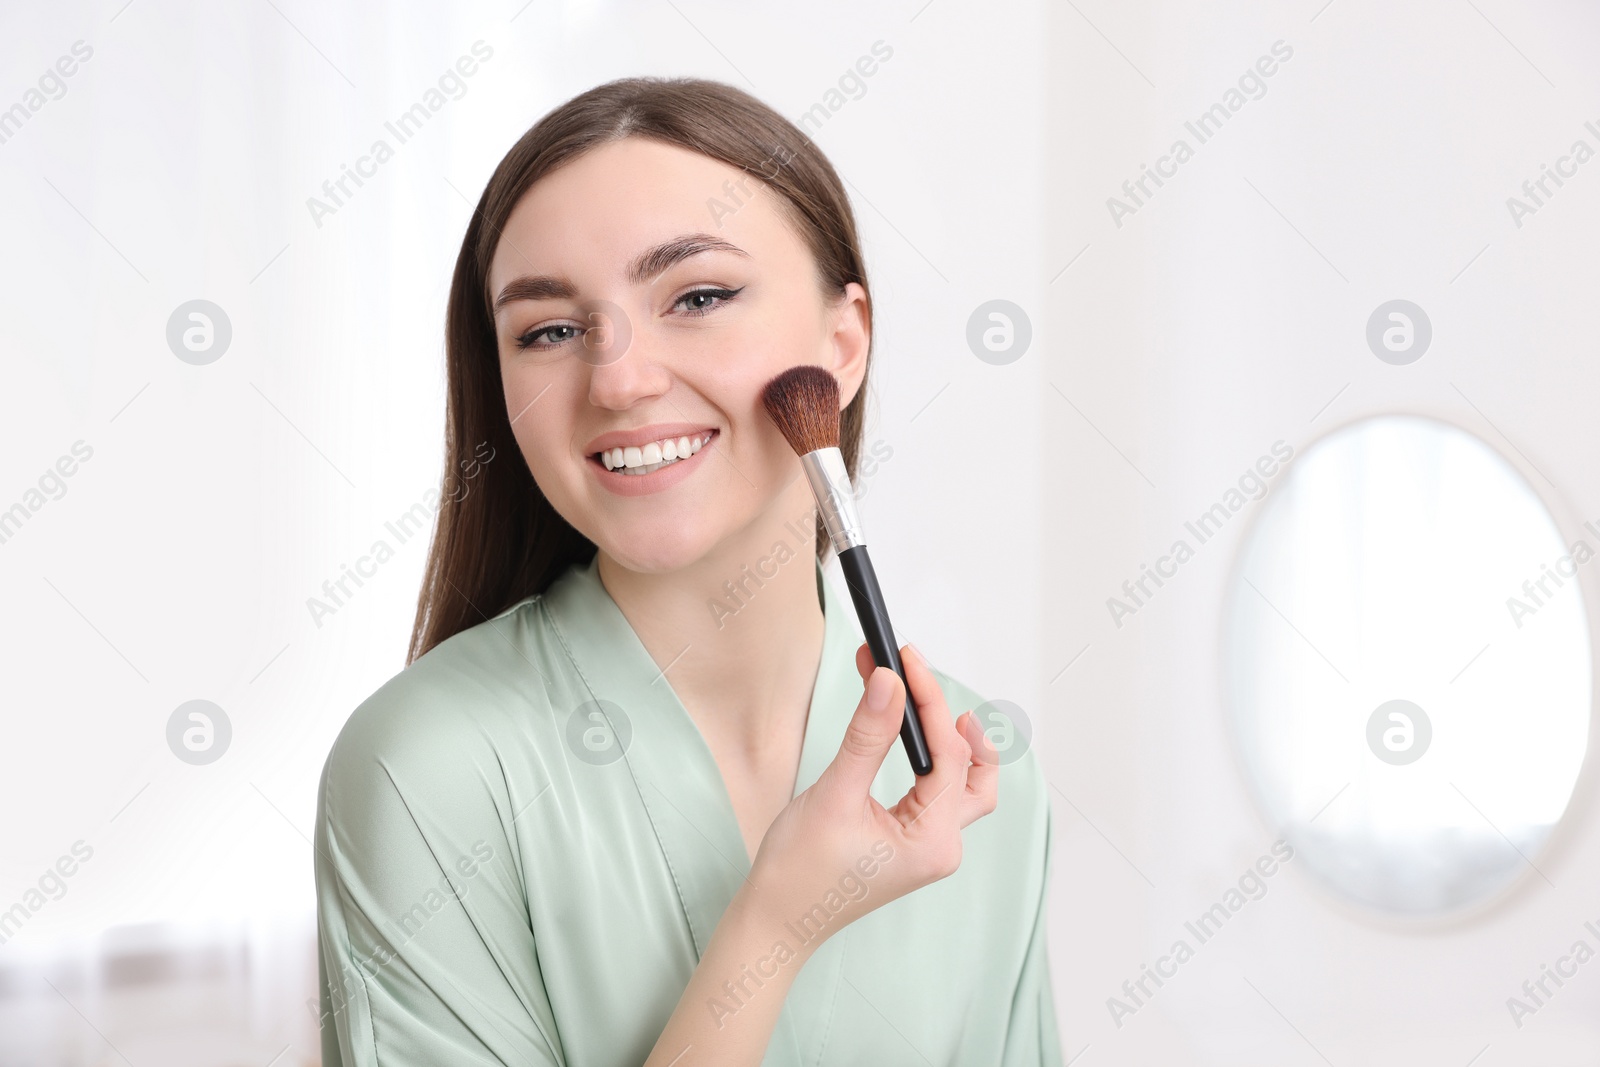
[598,432,714,472]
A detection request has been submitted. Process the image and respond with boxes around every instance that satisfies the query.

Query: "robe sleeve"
[312,670,562,1067]
[1002,769,1066,1066]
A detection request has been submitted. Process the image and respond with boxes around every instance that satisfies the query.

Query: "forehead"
[488,136,792,284]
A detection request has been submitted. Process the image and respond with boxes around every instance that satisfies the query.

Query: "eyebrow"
[492,233,750,313]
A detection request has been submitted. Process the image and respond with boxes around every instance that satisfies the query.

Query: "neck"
[596,473,827,760]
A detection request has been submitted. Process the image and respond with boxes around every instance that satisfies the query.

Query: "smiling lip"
[583,423,719,457]
[588,429,718,497]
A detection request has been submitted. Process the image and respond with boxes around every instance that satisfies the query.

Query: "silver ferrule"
[800,446,866,554]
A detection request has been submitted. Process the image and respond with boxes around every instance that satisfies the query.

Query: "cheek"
[499,359,573,478]
[500,351,548,409]
[508,418,546,471]
[692,320,809,416]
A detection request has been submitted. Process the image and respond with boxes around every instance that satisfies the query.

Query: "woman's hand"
[739,641,1000,948]
[643,643,998,1066]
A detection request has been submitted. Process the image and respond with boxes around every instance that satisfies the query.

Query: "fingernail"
[906,642,924,665]
[867,669,895,712]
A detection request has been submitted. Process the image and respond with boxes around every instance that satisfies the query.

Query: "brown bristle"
[760,365,841,456]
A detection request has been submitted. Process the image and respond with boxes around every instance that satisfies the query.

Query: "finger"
[855,641,874,682]
[955,710,1000,828]
[820,665,907,798]
[893,644,971,824]
[901,643,966,771]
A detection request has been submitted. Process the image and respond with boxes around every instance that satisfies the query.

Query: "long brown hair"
[407,76,874,663]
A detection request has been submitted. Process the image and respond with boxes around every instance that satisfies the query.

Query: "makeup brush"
[761,365,933,776]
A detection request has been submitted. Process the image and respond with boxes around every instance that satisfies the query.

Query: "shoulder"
[320,597,555,807]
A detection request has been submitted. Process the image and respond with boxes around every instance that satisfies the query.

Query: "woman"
[313,76,1062,1066]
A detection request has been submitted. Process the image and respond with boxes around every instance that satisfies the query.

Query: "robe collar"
[540,551,875,951]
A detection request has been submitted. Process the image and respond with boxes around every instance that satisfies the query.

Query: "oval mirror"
[1224,414,1591,917]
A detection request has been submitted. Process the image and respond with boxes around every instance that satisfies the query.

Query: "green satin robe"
[314,553,1063,1065]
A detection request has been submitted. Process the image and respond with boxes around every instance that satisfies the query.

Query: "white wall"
[1044,1,1600,1063]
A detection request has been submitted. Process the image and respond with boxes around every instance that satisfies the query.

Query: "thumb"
[822,666,904,797]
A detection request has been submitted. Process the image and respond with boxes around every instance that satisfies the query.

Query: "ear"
[827,281,871,411]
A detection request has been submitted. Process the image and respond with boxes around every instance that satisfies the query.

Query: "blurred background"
[3,0,1600,1063]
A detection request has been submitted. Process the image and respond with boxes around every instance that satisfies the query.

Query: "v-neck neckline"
[540,551,862,936]
[539,551,901,1065]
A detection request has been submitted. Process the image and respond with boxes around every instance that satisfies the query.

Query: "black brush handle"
[837,545,933,776]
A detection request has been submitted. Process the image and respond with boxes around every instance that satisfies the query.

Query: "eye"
[513,286,744,349]
[673,286,744,316]
[514,322,583,350]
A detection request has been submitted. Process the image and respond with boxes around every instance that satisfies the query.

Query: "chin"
[598,522,719,575]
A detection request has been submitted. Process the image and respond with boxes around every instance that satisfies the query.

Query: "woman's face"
[486,135,869,574]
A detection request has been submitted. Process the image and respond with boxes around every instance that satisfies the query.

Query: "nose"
[584,312,671,410]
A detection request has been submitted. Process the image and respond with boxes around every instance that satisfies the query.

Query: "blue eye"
[675,286,743,315]
[513,286,744,350]
[514,322,583,350]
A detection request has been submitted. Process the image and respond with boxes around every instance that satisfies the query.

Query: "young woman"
[313,76,1062,1066]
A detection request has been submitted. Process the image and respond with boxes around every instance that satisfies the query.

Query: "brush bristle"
[760,365,841,456]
